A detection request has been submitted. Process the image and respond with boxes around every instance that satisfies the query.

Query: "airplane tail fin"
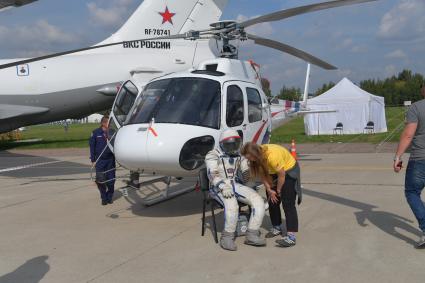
[102,0,229,43]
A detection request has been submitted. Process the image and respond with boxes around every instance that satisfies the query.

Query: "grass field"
[0,107,406,150]
[270,107,406,144]
[0,123,97,150]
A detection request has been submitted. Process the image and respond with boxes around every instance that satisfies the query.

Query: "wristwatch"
[394,155,401,162]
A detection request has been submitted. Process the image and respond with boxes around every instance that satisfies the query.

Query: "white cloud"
[0,19,84,59]
[0,20,76,52]
[87,0,135,28]
[385,49,407,59]
[350,45,367,53]
[384,65,397,77]
[378,0,425,40]
[341,38,353,48]
[336,38,355,51]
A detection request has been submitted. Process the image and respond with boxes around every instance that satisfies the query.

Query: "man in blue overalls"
[89,116,116,206]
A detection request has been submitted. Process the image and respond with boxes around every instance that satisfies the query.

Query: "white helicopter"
[107,0,378,178]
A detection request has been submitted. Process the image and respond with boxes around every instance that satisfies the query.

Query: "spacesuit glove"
[219,181,234,199]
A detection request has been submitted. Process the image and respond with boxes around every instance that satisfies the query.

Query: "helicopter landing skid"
[126,176,195,206]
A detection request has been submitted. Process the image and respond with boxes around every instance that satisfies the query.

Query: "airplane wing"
[270,98,337,117]
[0,0,37,11]
[0,104,49,120]
[295,110,337,114]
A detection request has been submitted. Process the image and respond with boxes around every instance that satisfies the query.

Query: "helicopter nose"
[113,124,149,171]
[113,123,219,176]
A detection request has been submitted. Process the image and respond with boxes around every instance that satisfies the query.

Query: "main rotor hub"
[210,20,238,30]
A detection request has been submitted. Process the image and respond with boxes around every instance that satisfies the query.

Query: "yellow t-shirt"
[261,144,296,174]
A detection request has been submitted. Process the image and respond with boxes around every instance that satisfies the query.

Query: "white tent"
[87,114,103,124]
[304,78,387,135]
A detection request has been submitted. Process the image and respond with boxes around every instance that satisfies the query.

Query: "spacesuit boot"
[245,229,266,247]
[220,231,237,251]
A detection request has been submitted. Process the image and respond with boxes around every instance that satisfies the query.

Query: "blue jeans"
[405,160,425,233]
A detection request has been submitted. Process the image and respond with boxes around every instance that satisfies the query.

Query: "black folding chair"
[333,122,343,135]
[364,121,375,134]
[199,168,221,243]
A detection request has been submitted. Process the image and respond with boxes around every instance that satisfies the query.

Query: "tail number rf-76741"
[145,29,171,36]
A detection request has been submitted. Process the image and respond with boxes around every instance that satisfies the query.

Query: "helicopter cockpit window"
[247,88,263,122]
[113,81,138,125]
[226,85,244,127]
[127,78,221,129]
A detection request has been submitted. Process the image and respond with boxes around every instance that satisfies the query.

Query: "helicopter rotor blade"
[0,34,188,70]
[246,33,337,70]
[239,0,378,28]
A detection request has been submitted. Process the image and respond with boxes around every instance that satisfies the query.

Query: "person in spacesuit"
[205,129,266,251]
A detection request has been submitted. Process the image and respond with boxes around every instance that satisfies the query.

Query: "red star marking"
[159,6,176,25]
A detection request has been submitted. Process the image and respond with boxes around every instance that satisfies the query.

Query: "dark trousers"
[96,159,116,202]
[267,174,299,233]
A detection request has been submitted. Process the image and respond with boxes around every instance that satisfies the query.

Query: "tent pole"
[317,113,320,136]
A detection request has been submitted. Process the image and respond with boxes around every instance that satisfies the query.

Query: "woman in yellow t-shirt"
[241,142,302,247]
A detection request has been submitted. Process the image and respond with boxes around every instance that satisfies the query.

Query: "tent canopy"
[304,78,387,135]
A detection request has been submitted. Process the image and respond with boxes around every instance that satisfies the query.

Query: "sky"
[0,0,424,93]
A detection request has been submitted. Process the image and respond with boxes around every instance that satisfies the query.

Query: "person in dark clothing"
[268,173,299,241]
[242,142,302,248]
[89,116,116,206]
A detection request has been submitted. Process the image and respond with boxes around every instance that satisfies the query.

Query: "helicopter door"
[224,84,246,141]
[111,80,139,127]
[243,86,269,144]
[108,81,139,149]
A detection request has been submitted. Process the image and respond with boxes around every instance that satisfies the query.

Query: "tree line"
[272,69,424,106]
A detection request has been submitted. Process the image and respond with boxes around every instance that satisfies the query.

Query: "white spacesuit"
[205,130,266,251]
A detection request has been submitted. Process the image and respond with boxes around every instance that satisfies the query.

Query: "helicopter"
[106,0,379,178]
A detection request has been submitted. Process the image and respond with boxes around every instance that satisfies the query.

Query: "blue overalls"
[89,128,116,203]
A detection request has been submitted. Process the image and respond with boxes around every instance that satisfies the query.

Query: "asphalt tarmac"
[0,149,423,283]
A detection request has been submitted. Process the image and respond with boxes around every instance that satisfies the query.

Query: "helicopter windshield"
[127,78,221,129]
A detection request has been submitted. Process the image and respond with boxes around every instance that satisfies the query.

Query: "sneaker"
[266,227,282,238]
[415,234,425,249]
[101,200,108,206]
[276,235,296,247]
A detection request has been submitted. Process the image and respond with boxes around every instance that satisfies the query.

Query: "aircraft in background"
[0,0,37,11]
[270,63,337,128]
[0,0,229,133]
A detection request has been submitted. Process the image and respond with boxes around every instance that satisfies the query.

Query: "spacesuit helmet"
[219,129,242,156]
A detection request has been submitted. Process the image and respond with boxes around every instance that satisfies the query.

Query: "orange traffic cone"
[290,139,298,160]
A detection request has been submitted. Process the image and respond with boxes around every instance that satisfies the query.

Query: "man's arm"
[394,123,417,172]
[89,131,96,164]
